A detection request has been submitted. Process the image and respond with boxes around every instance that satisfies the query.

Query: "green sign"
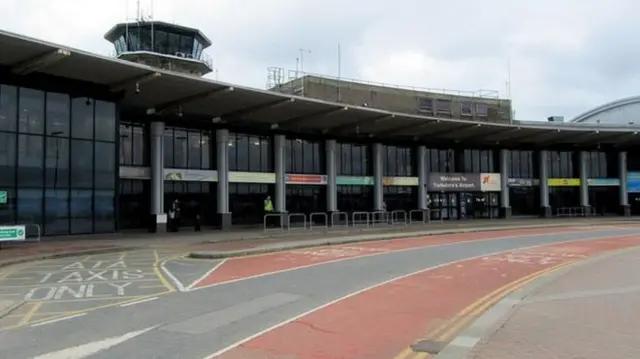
[0,191,6,204]
[0,226,26,241]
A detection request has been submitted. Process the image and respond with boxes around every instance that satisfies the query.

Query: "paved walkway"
[466,245,640,359]
[0,218,636,268]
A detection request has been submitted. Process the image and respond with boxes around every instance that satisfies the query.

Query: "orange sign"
[286,174,327,185]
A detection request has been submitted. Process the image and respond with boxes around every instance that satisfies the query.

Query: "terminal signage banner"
[427,173,501,192]
[0,225,26,241]
[547,178,580,187]
[627,172,640,193]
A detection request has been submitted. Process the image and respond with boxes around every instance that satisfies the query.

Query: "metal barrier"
[391,210,407,225]
[556,207,588,217]
[429,209,444,222]
[309,212,328,231]
[585,206,597,216]
[263,213,284,232]
[331,212,349,229]
[409,209,427,224]
[371,211,389,227]
[287,213,307,231]
[26,223,42,241]
[352,211,370,228]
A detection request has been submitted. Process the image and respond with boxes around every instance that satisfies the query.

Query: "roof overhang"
[1,28,640,148]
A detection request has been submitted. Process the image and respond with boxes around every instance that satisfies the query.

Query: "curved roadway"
[1,226,639,359]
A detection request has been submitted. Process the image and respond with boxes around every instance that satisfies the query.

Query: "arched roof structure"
[571,96,640,124]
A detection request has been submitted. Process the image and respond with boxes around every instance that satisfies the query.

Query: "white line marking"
[161,261,186,292]
[31,313,87,328]
[186,258,227,291]
[118,297,158,307]
[31,325,157,359]
[189,228,605,292]
[201,234,638,359]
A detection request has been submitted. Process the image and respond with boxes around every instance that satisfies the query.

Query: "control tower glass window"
[155,31,168,53]
[167,32,180,56]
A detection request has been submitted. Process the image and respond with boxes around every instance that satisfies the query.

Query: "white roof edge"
[571,96,640,123]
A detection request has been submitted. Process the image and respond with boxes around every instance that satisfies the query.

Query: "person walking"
[264,195,274,227]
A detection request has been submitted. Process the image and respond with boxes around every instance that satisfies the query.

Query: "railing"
[555,207,588,217]
[262,209,456,234]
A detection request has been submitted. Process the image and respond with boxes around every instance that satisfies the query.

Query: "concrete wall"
[272,75,513,123]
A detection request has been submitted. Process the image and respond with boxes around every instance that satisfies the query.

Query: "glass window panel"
[94,100,116,142]
[119,124,132,165]
[163,127,174,167]
[285,139,293,173]
[248,136,265,172]
[174,130,188,168]
[313,142,321,173]
[18,88,45,134]
[139,28,151,51]
[167,32,180,55]
[188,131,202,169]
[0,187,15,224]
[70,189,93,234]
[17,134,44,187]
[0,132,16,187]
[236,134,249,171]
[46,92,70,137]
[127,31,140,51]
[0,85,18,132]
[95,142,116,189]
[17,188,43,226]
[180,35,193,55]
[45,137,69,188]
[201,131,211,169]
[155,30,168,53]
[70,140,94,188]
[94,189,115,233]
[44,188,69,235]
[132,125,146,166]
[71,97,94,139]
[228,135,237,170]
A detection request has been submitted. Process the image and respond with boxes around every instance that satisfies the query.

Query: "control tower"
[104,20,214,76]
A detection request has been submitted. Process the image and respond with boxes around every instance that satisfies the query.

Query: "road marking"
[18,302,42,326]
[201,242,556,359]
[160,259,185,292]
[31,313,87,327]
[190,230,632,292]
[31,325,157,359]
[119,297,158,307]
[186,258,227,290]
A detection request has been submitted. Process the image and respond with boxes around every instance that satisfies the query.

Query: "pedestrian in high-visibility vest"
[264,196,274,227]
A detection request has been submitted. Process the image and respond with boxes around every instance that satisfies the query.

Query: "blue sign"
[627,172,640,193]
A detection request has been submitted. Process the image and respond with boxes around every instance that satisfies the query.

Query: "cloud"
[2,0,640,122]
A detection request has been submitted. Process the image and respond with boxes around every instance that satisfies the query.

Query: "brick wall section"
[272,76,513,123]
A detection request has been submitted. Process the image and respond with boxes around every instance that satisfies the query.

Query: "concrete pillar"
[539,150,551,217]
[373,143,384,211]
[417,146,428,210]
[326,139,337,212]
[150,121,167,232]
[618,151,630,216]
[579,151,589,211]
[216,129,231,229]
[274,134,286,215]
[499,149,511,218]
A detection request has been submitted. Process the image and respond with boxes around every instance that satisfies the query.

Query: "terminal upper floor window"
[586,151,617,178]
[285,138,323,174]
[337,143,371,176]
[164,127,212,170]
[548,151,576,178]
[461,149,496,173]
[228,133,272,172]
[119,122,147,166]
[383,145,414,176]
[428,148,455,173]
[475,104,489,117]
[508,150,535,178]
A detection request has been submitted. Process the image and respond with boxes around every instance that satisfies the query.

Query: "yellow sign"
[229,171,275,184]
[547,178,580,187]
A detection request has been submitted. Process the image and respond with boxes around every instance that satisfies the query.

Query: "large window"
[119,122,147,166]
[586,151,618,178]
[0,84,117,235]
[336,143,371,176]
[163,127,212,169]
[508,150,535,178]
[428,148,455,173]
[461,149,496,173]
[228,133,272,172]
[548,151,576,178]
[383,145,413,176]
[285,138,323,174]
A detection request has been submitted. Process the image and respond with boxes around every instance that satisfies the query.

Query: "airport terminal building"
[1,22,640,236]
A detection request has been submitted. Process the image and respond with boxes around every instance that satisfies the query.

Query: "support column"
[326,139,337,213]
[619,151,630,216]
[579,151,590,215]
[216,129,232,229]
[499,149,511,218]
[539,150,552,217]
[373,143,384,211]
[150,121,167,232]
[274,134,286,224]
[417,146,428,210]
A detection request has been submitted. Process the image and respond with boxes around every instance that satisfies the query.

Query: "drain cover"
[411,340,447,354]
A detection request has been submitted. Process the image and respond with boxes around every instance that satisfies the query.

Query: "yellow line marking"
[17,302,42,326]
[153,250,159,262]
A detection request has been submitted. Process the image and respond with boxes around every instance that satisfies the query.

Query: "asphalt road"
[1,227,639,359]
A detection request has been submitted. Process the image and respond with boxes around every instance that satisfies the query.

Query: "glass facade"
[336,143,371,176]
[228,133,272,172]
[0,84,117,235]
[113,25,206,60]
[164,127,213,169]
[285,138,323,174]
[119,122,147,166]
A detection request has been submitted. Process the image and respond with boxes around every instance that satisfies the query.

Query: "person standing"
[264,195,274,227]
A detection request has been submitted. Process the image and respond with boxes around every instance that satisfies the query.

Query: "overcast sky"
[2,0,640,122]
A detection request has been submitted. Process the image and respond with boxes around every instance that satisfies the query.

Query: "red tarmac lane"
[202,230,640,359]
[191,226,595,290]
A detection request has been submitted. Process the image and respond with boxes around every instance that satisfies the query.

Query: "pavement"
[444,244,640,359]
[0,224,639,358]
